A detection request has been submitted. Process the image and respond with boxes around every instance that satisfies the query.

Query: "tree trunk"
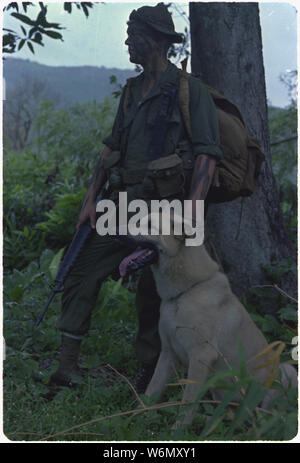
[189,2,297,303]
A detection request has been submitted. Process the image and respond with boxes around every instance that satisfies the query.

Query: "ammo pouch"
[143,153,185,198]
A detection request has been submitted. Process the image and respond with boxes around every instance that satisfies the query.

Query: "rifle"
[35,183,110,327]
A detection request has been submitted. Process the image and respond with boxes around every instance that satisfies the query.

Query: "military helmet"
[129,3,183,44]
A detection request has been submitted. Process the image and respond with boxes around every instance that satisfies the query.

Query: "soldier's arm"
[187,154,216,218]
[76,145,110,229]
[187,77,222,218]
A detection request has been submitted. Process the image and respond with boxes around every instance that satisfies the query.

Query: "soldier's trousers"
[59,230,161,365]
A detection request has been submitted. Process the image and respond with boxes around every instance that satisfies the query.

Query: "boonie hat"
[129,3,183,44]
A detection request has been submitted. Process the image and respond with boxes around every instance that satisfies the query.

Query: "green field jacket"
[103,61,223,200]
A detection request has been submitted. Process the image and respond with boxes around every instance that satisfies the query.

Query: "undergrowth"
[3,250,298,442]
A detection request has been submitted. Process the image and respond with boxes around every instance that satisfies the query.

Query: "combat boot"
[49,334,83,387]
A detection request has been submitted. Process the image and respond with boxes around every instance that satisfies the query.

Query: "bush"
[3,261,298,441]
[3,98,116,271]
[268,101,297,245]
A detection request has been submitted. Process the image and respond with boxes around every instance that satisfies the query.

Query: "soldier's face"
[125,22,155,65]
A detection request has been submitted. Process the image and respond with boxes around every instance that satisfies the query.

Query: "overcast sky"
[2,1,298,107]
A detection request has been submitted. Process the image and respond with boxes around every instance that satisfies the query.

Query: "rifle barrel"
[35,290,57,327]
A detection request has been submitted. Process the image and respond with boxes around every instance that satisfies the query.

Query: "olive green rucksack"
[178,69,265,203]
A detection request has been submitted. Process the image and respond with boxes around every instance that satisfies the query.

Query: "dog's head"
[118,213,197,277]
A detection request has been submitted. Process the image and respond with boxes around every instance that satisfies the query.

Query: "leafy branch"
[3,2,93,56]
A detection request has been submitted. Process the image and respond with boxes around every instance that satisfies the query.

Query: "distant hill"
[3,57,137,106]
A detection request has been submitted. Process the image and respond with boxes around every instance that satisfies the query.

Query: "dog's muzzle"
[116,234,159,276]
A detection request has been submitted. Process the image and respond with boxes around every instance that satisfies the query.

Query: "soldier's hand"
[76,200,96,230]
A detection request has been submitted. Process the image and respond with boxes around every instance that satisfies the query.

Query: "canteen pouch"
[144,153,185,198]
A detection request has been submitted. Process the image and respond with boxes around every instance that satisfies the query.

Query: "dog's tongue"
[119,248,155,277]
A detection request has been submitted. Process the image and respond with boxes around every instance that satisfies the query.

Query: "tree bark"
[190,2,297,302]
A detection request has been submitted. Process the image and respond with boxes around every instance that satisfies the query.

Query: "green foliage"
[35,99,116,164]
[3,247,298,441]
[109,75,124,100]
[3,2,93,55]
[268,70,297,245]
[269,104,297,184]
[243,258,297,366]
[4,149,56,227]
[49,247,66,280]
[3,146,54,272]
[36,190,87,248]
[3,264,298,441]
[3,98,116,271]
[4,218,46,273]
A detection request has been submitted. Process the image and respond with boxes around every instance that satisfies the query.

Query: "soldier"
[49,3,223,392]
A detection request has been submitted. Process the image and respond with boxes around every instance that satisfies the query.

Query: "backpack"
[178,67,265,203]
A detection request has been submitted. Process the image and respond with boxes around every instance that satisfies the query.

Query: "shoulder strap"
[178,64,246,140]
